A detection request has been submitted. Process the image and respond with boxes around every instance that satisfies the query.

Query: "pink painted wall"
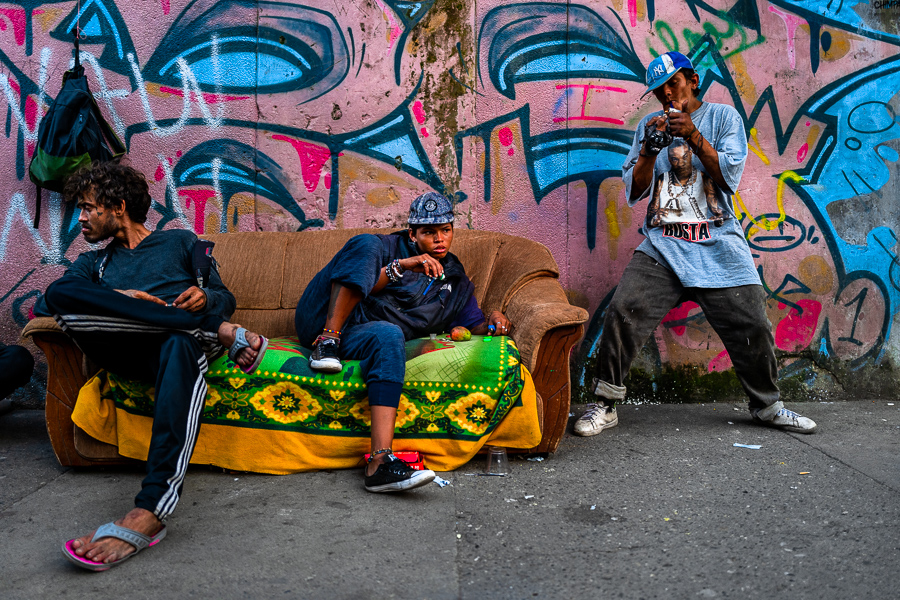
[1,1,898,402]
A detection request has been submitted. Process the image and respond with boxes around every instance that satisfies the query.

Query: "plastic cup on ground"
[484,446,510,475]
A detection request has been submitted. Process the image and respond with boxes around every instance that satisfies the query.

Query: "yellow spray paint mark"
[799,255,834,294]
[747,128,770,165]
[225,192,255,232]
[739,170,806,235]
[489,122,522,215]
[366,186,402,208]
[605,200,621,239]
[730,53,757,103]
[733,190,743,220]
[807,124,821,149]
[489,133,506,215]
[35,8,65,32]
[144,83,168,99]
[605,199,620,261]
[814,27,855,62]
[601,179,627,261]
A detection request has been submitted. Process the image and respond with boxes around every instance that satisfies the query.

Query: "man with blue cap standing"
[575,51,817,437]
[294,192,511,492]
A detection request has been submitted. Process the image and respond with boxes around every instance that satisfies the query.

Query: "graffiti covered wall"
[1,0,898,404]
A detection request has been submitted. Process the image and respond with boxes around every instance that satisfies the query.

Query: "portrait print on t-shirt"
[647,139,726,242]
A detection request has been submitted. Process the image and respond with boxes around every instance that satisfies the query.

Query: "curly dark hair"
[64,160,152,223]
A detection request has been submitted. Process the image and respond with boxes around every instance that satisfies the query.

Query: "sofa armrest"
[25,318,129,466]
[22,316,63,338]
[26,328,97,465]
[505,278,588,454]
[506,278,588,373]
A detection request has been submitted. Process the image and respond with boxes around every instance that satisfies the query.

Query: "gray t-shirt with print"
[622,101,760,288]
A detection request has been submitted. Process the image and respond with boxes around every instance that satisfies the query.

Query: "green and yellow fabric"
[73,335,541,473]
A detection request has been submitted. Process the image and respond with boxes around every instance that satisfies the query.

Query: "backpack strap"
[33,185,41,229]
[90,97,126,157]
[192,239,216,288]
[92,246,113,284]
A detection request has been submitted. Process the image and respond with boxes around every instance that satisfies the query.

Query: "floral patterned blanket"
[72,335,541,473]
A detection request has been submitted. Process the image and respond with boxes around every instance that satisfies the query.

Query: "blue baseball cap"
[408,192,454,225]
[641,51,694,99]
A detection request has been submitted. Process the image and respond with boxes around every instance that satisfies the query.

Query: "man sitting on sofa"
[34,161,268,571]
[295,192,511,493]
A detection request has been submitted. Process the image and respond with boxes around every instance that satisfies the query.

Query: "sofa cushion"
[229,308,296,339]
[482,235,560,313]
[281,228,381,308]
[446,231,502,307]
[203,232,290,310]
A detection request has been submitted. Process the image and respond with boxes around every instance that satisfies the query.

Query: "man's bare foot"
[70,508,162,564]
[217,322,263,369]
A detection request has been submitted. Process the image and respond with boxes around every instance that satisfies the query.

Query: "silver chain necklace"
[664,168,697,215]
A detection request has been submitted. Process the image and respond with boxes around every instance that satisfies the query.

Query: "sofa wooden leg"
[529,324,583,454]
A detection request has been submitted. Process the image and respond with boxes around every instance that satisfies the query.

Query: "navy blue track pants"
[43,277,227,520]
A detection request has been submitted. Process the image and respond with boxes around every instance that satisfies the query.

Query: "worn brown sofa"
[23,228,588,467]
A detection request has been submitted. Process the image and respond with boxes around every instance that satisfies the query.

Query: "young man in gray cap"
[294,192,511,492]
[576,51,817,437]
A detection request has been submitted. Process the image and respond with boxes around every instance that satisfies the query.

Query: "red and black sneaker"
[364,454,435,492]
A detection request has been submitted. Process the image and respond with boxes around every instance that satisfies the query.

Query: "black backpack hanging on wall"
[28,34,125,228]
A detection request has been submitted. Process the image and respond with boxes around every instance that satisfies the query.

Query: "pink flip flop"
[61,522,167,572]
[228,327,268,374]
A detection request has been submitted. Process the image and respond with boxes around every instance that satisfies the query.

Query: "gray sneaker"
[574,402,618,437]
[309,337,342,373]
[752,402,817,434]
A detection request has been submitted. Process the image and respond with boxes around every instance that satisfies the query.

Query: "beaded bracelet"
[322,328,341,337]
[385,259,404,283]
[313,334,340,347]
[367,447,392,463]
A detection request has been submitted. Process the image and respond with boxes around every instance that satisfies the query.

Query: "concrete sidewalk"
[1,400,897,599]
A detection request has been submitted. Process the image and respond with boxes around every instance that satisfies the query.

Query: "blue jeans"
[294,235,405,408]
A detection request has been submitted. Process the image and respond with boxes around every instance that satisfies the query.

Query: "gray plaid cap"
[407,192,455,225]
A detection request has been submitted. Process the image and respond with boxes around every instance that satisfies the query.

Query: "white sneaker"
[574,402,618,437]
[752,402,817,434]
